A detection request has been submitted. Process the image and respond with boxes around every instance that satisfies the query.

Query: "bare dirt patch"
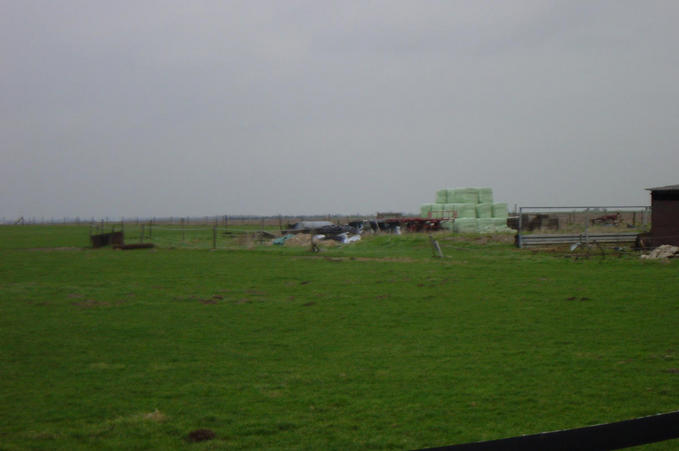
[72,299,110,308]
[89,362,126,370]
[27,247,82,252]
[187,429,216,442]
[143,409,167,422]
[566,296,591,302]
[199,294,228,304]
[283,234,339,248]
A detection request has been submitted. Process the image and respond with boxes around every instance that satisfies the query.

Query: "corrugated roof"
[646,184,679,191]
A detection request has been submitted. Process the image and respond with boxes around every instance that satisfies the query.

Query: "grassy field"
[1,226,678,450]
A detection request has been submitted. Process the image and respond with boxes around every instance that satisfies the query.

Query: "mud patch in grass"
[90,362,126,370]
[72,299,110,308]
[187,429,215,442]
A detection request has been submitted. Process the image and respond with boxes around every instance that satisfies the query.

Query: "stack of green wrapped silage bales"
[476,203,493,219]
[478,187,493,204]
[430,203,444,219]
[492,203,508,218]
[444,189,459,203]
[491,218,510,232]
[420,186,512,233]
[457,188,479,204]
[442,203,462,218]
[470,188,491,232]
[478,218,496,233]
[448,189,459,204]
[491,202,511,232]
[451,188,463,203]
[453,218,479,233]
[449,188,481,232]
[456,203,477,218]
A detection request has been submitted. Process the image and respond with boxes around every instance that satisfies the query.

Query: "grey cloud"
[2,1,678,218]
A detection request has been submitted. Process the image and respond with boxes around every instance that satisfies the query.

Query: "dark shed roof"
[646,184,679,192]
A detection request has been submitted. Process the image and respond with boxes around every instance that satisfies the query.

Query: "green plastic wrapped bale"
[478,218,496,233]
[456,204,476,218]
[453,218,479,233]
[478,187,493,204]
[430,203,444,219]
[492,217,507,226]
[492,217,512,233]
[440,203,459,218]
[492,203,508,218]
[443,203,462,218]
[436,189,448,204]
[420,203,435,218]
[440,220,454,231]
[448,189,463,203]
[476,203,493,218]
[457,188,479,204]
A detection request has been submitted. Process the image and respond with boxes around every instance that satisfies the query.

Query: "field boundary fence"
[65,215,380,249]
[0,213,430,249]
[2,214,386,228]
[515,206,650,249]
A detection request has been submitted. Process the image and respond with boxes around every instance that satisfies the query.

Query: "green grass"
[0,225,91,249]
[1,226,678,449]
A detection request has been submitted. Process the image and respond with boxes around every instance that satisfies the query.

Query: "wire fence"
[3,214,384,228]
[515,206,652,255]
[75,215,382,249]
[516,206,650,234]
[85,224,274,249]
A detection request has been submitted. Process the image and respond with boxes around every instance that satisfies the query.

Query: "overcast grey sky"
[2,1,678,218]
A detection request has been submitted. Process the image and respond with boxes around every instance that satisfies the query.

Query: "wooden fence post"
[429,234,444,258]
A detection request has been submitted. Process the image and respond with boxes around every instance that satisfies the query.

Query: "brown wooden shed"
[640,184,679,247]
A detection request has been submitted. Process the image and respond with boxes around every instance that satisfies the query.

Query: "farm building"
[640,184,679,247]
